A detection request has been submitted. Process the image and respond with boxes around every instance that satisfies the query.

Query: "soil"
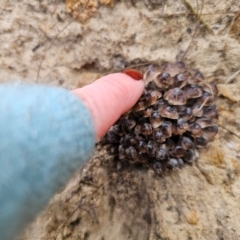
[1,0,240,239]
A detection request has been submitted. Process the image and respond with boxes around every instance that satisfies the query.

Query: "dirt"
[1,0,240,239]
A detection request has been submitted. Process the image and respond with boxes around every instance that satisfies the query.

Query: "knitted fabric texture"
[0,84,95,240]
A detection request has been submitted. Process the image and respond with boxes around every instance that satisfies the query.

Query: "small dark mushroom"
[203,105,218,119]
[189,123,202,137]
[161,121,173,138]
[145,90,162,106]
[184,84,203,99]
[195,117,213,128]
[144,64,160,83]
[156,147,168,161]
[181,136,194,150]
[163,88,187,105]
[159,104,179,119]
[121,119,136,131]
[170,145,185,158]
[141,107,153,118]
[140,123,153,135]
[197,91,213,106]
[152,128,166,143]
[154,72,173,89]
[136,140,147,153]
[125,146,138,160]
[192,103,204,117]
[202,125,218,141]
[179,107,192,120]
[173,118,189,135]
[167,158,179,170]
[121,134,137,146]
[153,161,163,175]
[133,100,145,112]
[203,83,218,97]
[177,158,184,168]
[195,136,209,148]
[165,138,175,150]
[111,125,124,136]
[149,111,164,128]
[146,140,158,157]
[194,69,204,80]
[106,131,120,143]
[173,73,188,88]
[184,150,197,163]
[118,145,126,159]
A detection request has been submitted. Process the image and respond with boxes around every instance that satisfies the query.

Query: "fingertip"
[72,73,144,140]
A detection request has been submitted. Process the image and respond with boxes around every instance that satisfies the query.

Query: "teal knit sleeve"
[0,84,95,240]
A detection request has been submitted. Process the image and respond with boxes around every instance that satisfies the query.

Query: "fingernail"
[123,69,143,80]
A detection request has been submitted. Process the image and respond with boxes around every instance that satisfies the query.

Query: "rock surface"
[1,0,240,239]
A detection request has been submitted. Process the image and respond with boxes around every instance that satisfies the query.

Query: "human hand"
[72,73,144,140]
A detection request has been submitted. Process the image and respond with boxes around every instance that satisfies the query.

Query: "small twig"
[36,0,90,83]
[218,124,240,140]
[182,0,213,34]
[217,69,240,96]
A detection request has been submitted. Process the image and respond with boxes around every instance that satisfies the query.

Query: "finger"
[72,73,144,140]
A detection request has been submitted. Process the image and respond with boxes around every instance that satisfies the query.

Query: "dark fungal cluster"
[102,62,218,174]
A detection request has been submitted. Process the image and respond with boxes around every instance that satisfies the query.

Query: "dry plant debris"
[66,0,98,22]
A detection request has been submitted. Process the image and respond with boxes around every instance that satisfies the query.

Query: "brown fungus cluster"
[102,62,218,174]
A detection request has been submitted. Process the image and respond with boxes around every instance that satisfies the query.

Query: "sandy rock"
[1,0,239,239]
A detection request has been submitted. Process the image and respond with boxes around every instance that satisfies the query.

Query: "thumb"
[72,73,144,140]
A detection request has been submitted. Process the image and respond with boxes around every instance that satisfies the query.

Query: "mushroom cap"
[161,121,173,137]
[159,104,179,119]
[190,123,202,137]
[177,158,184,168]
[167,158,179,170]
[141,107,153,118]
[184,84,203,98]
[173,73,188,88]
[153,161,163,175]
[146,140,158,157]
[154,72,173,89]
[121,134,137,146]
[145,90,162,106]
[173,118,189,135]
[152,128,166,143]
[136,140,147,153]
[164,88,187,105]
[143,64,161,83]
[184,150,197,163]
[197,91,213,106]
[195,136,209,148]
[203,83,218,97]
[125,146,138,159]
[203,105,218,119]
[170,145,185,158]
[179,107,193,120]
[202,125,218,141]
[156,148,168,161]
[140,123,153,135]
[162,62,186,77]
[121,119,136,131]
[133,100,146,112]
[149,111,164,128]
[195,117,212,128]
[192,103,204,117]
[111,125,124,136]
[181,136,194,150]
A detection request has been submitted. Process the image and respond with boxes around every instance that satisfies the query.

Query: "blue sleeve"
[0,84,95,240]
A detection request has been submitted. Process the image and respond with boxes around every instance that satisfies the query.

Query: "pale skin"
[72,73,144,140]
